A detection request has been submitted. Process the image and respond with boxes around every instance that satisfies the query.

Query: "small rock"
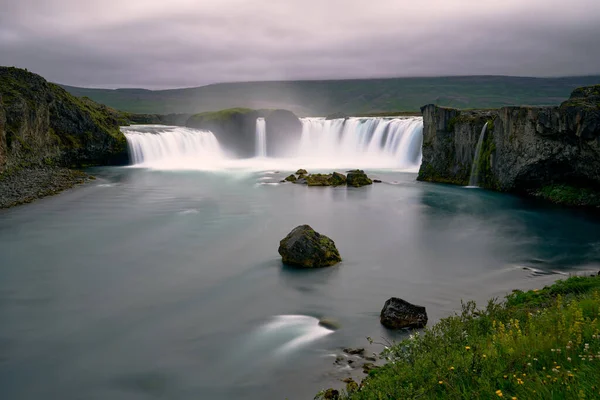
[306,173,333,186]
[284,174,297,182]
[318,318,340,330]
[365,356,377,362]
[345,379,359,393]
[334,355,345,365]
[341,378,354,384]
[296,169,308,175]
[380,297,428,329]
[322,388,339,400]
[346,170,373,187]
[331,172,347,186]
[278,225,342,268]
[373,179,382,183]
[347,359,354,365]
[343,347,365,356]
[362,362,377,373]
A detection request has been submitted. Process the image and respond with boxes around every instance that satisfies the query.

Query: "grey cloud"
[1,0,599,88]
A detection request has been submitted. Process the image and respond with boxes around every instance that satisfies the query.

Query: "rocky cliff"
[0,67,128,174]
[417,85,600,206]
[186,108,302,158]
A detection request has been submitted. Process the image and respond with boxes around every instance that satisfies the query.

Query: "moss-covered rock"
[278,225,342,268]
[331,172,347,186]
[346,170,373,187]
[306,173,332,186]
[0,67,128,173]
[296,169,308,175]
[284,174,297,182]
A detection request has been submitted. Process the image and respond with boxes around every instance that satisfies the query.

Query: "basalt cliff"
[0,67,129,172]
[417,85,600,207]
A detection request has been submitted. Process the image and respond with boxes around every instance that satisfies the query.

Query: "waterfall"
[467,122,489,187]
[255,118,267,158]
[123,116,423,171]
[123,125,225,169]
[297,117,423,170]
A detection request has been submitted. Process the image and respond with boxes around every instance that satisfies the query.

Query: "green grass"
[318,275,600,400]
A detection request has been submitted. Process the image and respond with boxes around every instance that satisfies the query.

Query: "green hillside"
[60,76,600,116]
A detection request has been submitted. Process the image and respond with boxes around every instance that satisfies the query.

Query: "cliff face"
[418,85,600,198]
[0,67,129,174]
[186,108,302,158]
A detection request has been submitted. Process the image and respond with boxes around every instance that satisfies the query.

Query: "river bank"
[0,167,92,209]
[317,274,600,399]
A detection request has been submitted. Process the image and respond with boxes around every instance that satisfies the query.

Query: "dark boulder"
[284,174,297,182]
[347,170,373,187]
[343,347,365,356]
[278,225,342,268]
[380,297,428,329]
[296,169,308,175]
[322,388,339,400]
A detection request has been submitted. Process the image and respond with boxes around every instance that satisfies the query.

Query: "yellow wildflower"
[465,346,471,350]
[496,389,503,397]
[439,381,443,385]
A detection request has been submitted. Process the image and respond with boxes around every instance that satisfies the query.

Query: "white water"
[124,125,227,170]
[255,118,267,158]
[123,116,423,171]
[467,122,489,188]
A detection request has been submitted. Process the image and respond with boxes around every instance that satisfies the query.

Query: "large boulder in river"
[346,170,373,187]
[380,297,428,329]
[278,225,342,268]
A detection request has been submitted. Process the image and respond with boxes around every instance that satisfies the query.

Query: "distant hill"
[60,76,600,116]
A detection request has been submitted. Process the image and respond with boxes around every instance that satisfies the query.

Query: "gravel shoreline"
[0,167,92,209]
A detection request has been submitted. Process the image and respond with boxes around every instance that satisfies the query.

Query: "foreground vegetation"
[319,275,600,399]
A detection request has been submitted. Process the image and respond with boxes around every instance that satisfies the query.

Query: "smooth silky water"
[1,119,600,400]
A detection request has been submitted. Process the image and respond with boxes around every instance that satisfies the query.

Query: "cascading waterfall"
[467,122,489,187]
[255,118,267,158]
[297,117,423,170]
[123,125,226,170]
[122,116,423,171]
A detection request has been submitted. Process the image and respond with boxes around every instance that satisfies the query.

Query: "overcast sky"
[1,0,600,89]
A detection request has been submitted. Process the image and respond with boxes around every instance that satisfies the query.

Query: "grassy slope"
[60,76,600,116]
[319,275,600,400]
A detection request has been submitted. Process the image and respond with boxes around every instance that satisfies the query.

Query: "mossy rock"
[284,174,297,182]
[306,173,332,186]
[346,170,373,187]
[296,169,308,175]
[278,225,342,268]
[331,172,347,186]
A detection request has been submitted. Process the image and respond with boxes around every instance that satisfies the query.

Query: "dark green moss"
[533,184,600,207]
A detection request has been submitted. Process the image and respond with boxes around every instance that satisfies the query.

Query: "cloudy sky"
[1,0,600,89]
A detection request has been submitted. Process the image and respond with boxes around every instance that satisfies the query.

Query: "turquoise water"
[1,168,599,399]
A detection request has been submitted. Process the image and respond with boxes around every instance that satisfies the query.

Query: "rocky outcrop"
[186,108,302,158]
[278,225,342,268]
[265,109,303,157]
[186,108,266,157]
[346,170,373,187]
[282,169,372,187]
[417,85,600,205]
[380,297,428,330]
[0,67,129,174]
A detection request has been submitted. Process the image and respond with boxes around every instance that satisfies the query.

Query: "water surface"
[1,168,599,400]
